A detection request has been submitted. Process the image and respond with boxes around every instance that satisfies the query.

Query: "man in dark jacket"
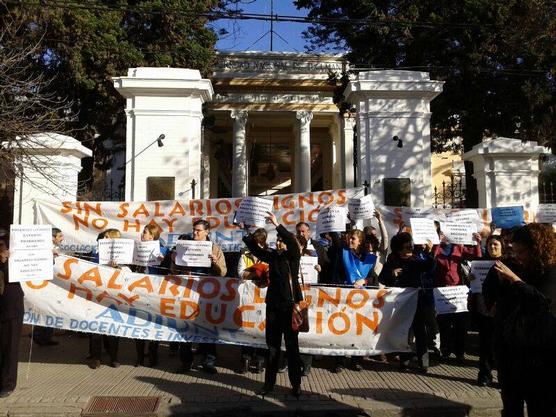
[0,235,24,397]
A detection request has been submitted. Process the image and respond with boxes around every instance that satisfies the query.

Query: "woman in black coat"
[242,212,304,398]
[0,234,24,398]
[483,224,556,417]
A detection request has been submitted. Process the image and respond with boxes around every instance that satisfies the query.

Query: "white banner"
[35,188,363,253]
[22,256,419,356]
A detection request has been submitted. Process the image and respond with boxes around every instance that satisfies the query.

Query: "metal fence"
[539,178,556,204]
[433,178,466,208]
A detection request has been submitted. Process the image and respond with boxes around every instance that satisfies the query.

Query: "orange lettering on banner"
[205,303,227,324]
[84,203,102,216]
[128,276,153,293]
[336,189,347,205]
[57,258,78,280]
[96,291,122,305]
[180,300,200,320]
[91,218,108,230]
[298,193,314,208]
[154,202,164,217]
[233,305,255,328]
[272,196,280,210]
[281,195,294,209]
[257,320,266,331]
[220,279,238,301]
[316,311,323,334]
[107,270,123,290]
[72,213,89,230]
[317,191,333,206]
[317,288,341,307]
[253,287,265,303]
[282,210,295,225]
[346,290,369,309]
[161,218,177,232]
[123,219,141,232]
[372,289,390,309]
[117,293,139,305]
[197,278,220,299]
[78,267,102,287]
[188,200,203,216]
[146,219,163,233]
[68,283,93,301]
[328,310,350,335]
[233,198,242,209]
[182,278,195,298]
[307,209,319,223]
[169,202,185,217]
[160,298,176,317]
[356,311,379,335]
[61,201,73,214]
[215,200,232,215]
[205,217,220,229]
[25,280,49,290]
[117,203,129,218]
[159,276,182,296]
[132,204,149,217]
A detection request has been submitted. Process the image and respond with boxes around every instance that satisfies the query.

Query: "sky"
[213,0,313,53]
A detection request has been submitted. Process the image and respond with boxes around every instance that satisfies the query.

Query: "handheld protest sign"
[299,256,319,284]
[133,240,162,267]
[469,261,496,293]
[316,206,347,235]
[433,286,469,314]
[98,238,135,265]
[8,225,54,282]
[348,194,375,220]
[441,221,476,245]
[409,218,440,245]
[175,240,212,268]
[490,206,524,229]
[236,196,274,228]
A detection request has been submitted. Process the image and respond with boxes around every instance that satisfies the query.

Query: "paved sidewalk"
[1,332,502,416]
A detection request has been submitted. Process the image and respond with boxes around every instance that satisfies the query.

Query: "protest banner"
[433,286,469,315]
[441,221,476,245]
[8,225,53,283]
[536,204,556,224]
[490,206,525,229]
[35,188,363,253]
[409,218,440,245]
[236,196,274,227]
[175,240,212,268]
[98,238,135,265]
[21,256,419,356]
[445,209,482,233]
[316,206,348,235]
[348,194,375,220]
[133,241,162,267]
[299,256,319,284]
[469,261,496,293]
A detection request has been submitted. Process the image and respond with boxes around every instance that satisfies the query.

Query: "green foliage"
[1,0,223,174]
[296,0,556,152]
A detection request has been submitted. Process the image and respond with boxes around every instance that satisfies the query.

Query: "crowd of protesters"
[1,210,556,417]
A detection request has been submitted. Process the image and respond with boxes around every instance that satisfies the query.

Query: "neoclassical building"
[112,51,444,207]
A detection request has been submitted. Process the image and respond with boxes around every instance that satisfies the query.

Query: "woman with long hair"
[483,223,556,417]
[241,212,304,398]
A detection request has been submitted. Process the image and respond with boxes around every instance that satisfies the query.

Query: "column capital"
[230,110,249,128]
[341,114,356,128]
[296,110,313,126]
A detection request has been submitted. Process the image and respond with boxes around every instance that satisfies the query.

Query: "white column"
[463,137,548,211]
[340,115,356,188]
[4,133,91,225]
[295,111,313,192]
[231,110,249,197]
[113,68,213,201]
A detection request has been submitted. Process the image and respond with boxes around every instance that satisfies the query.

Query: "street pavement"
[0,331,503,417]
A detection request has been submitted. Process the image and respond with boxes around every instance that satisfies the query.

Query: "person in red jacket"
[433,229,482,361]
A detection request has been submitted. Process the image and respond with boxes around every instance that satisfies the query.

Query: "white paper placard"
[9,225,53,251]
[316,206,347,235]
[469,260,496,293]
[8,249,54,282]
[98,238,135,265]
[401,207,440,224]
[133,240,162,267]
[236,196,274,227]
[348,194,375,220]
[299,256,319,284]
[441,221,476,245]
[409,218,440,245]
[445,209,482,232]
[175,240,213,268]
[536,204,556,224]
[433,285,469,315]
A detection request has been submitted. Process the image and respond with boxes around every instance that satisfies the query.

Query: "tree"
[1,0,228,193]
[295,0,556,153]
